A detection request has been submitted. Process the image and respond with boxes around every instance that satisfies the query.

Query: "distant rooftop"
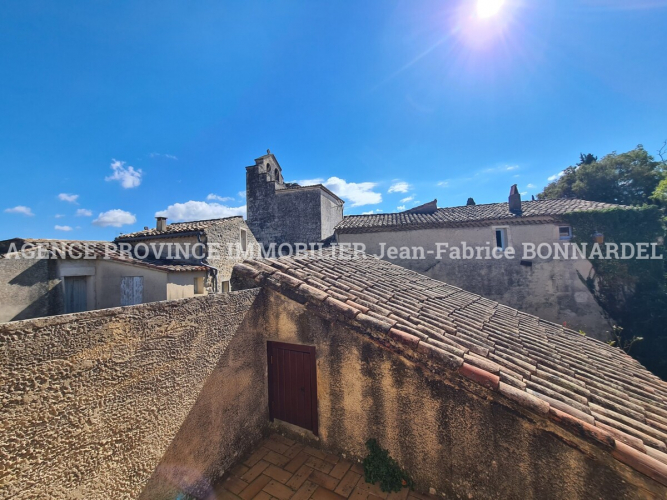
[0,238,208,272]
[335,199,626,233]
[115,216,244,241]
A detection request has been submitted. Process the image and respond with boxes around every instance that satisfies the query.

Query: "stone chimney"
[156,217,167,231]
[508,185,522,214]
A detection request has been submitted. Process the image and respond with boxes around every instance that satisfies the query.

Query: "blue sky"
[1,0,666,240]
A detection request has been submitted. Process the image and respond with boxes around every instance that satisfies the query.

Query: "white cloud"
[323,177,382,207]
[76,208,93,217]
[437,181,449,187]
[92,209,137,227]
[388,182,410,193]
[155,201,246,222]
[207,193,234,202]
[397,205,406,211]
[526,183,536,189]
[482,165,520,174]
[58,193,79,203]
[520,192,528,196]
[361,209,384,215]
[548,171,565,182]
[55,225,73,231]
[149,152,178,160]
[294,178,324,186]
[400,196,414,203]
[4,206,34,216]
[238,191,246,199]
[55,214,65,218]
[105,159,143,188]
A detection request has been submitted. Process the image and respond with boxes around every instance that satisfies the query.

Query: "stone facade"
[116,217,259,293]
[246,152,344,248]
[200,217,259,291]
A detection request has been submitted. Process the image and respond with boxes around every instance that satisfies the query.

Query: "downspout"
[197,232,219,293]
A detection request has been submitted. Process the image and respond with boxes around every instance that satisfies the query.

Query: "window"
[222,281,230,293]
[495,228,508,250]
[559,226,572,240]
[64,276,87,313]
[240,228,247,252]
[194,277,205,295]
[120,276,144,306]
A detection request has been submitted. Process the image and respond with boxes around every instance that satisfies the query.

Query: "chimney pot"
[156,217,167,231]
[508,185,522,214]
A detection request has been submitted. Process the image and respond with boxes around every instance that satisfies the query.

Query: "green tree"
[538,145,663,206]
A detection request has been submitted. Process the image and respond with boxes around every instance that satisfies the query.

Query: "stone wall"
[241,289,665,499]
[246,158,343,248]
[0,289,264,499]
[0,256,63,323]
[203,218,259,291]
[337,224,612,338]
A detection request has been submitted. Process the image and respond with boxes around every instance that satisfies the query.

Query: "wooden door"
[267,341,318,435]
[121,276,144,306]
[64,276,87,313]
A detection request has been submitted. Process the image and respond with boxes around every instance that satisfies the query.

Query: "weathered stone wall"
[246,159,343,248]
[337,224,611,338]
[244,289,664,499]
[0,256,63,323]
[204,218,259,291]
[0,289,263,500]
[275,189,325,245]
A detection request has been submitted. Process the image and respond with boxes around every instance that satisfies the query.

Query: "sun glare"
[476,0,505,19]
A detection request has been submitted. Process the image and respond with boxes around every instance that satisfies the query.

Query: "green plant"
[362,439,413,493]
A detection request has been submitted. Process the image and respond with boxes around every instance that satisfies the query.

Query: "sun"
[476,0,505,18]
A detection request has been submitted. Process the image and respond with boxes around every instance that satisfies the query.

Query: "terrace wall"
[0,290,264,499]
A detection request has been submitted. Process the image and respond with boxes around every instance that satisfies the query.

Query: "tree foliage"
[540,144,667,378]
[538,145,664,206]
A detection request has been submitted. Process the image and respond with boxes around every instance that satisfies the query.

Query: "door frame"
[267,341,318,436]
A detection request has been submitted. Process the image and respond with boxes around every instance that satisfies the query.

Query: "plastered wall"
[0,256,62,322]
[0,289,261,499]
[248,289,664,499]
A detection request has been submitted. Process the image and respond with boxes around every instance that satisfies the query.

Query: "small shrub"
[362,438,413,493]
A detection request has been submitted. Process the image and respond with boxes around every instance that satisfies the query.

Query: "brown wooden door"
[267,341,318,435]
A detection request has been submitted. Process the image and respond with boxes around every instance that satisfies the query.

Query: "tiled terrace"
[212,434,431,500]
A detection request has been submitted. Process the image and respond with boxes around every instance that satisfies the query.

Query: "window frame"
[194,276,205,295]
[493,226,510,250]
[240,228,248,252]
[558,226,573,240]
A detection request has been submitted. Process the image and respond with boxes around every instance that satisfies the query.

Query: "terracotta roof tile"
[233,248,667,485]
[115,216,243,240]
[1,239,208,272]
[335,199,627,233]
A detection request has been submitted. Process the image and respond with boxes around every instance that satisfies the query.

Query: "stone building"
[0,239,208,322]
[115,215,258,293]
[335,189,625,338]
[246,151,344,249]
[3,248,667,499]
[0,216,257,322]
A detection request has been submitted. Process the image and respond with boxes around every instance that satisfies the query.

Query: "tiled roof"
[115,216,243,240]
[1,239,208,272]
[335,199,625,233]
[233,249,667,486]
